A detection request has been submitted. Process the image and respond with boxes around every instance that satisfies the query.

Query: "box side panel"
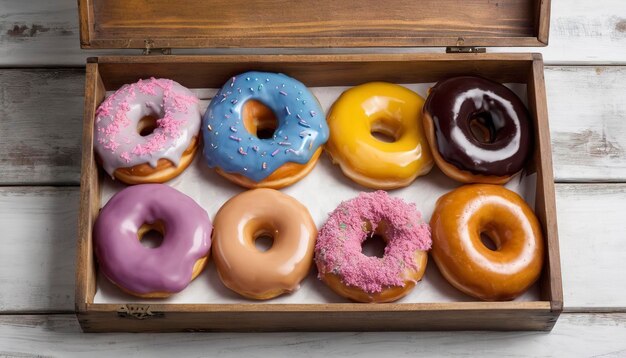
[94,54,535,90]
[526,56,563,313]
[78,308,558,332]
[75,63,104,312]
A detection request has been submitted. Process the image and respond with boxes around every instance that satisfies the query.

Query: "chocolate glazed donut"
[422,76,532,184]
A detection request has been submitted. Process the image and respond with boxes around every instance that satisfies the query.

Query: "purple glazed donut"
[94,184,212,298]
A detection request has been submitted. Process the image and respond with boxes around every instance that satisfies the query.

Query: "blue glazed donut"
[202,71,329,189]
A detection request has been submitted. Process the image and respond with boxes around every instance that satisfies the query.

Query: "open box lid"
[78,0,550,51]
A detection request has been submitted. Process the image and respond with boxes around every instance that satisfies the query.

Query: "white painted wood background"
[0,0,625,356]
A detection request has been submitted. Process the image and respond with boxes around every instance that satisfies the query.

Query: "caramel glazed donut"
[315,191,431,303]
[212,189,317,300]
[94,78,201,184]
[430,184,544,301]
[423,76,533,184]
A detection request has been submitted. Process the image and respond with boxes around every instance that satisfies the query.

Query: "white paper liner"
[94,83,540,304]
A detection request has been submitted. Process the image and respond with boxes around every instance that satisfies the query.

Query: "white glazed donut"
[94,77,201,184]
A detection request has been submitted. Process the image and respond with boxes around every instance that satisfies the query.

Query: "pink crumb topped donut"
[315,191,431,303]
[94,77,201,184]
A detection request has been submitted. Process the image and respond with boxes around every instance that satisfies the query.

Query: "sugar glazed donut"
[423,76,533,184]
[211,189,317,299]
[94,184,212,298]
[326,82,433,189]
[94,78,201,184]
[430,184,544,301]
[202,72,329,189]
[315,191,431,303]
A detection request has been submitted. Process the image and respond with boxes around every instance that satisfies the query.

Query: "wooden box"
[75,0,562,332]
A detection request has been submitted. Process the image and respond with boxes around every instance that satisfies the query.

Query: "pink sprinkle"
[136,78,157,95]
[310,110,316,117]
[230,126,238,132]
[120,152,131,163]
[285,148,298,155]
[271,149,280,157]
[279,91,288,96]
[262,162,268,170]
[238,147,247,155]
[96,97,113,117]
[278,141,291,146]
[285,106,291,115]
[229,135,242,142]
[314,191,431,294]
[252,146,259,152]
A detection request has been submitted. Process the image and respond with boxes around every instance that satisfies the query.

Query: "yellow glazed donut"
[326,82,433,189]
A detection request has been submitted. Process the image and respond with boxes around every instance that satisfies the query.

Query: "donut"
[315,191,431,303]
[202,72,329,189]
[94,77,201,184]
[94,184,212,298]
[212,189,317,299]
[325,82,433,189]
[422,76,532,184]
[430,184,544,301]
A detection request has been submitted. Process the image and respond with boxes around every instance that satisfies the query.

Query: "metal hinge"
[117,304,164,319]
[446,46,487,53]
[142,39,172,55]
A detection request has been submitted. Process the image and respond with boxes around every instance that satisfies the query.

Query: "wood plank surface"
[1,184,623,313]
[0,313,625,357]
[1,0,626,65]
[0,0,624,352]
[1,66,624,185]
[557,184,626,311]
[0,187,77,313]
[0,69,84,185]
[547,66,626,182]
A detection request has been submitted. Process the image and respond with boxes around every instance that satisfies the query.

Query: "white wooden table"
[1,0,625,356]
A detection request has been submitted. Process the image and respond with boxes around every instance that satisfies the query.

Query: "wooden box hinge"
[446,46,487,53]
[143,40,172,55]
[117,304,164,319]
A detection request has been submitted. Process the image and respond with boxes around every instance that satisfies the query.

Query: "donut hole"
[137,220,165,249]
[243,100,278,140]
[361,234,387,258]
[137,115,160,137]
[254,232,274,252]
[468,112,498,144]
[370,118,402,143]
[479,232,500,251]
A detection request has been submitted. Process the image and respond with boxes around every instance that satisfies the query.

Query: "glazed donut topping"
[94,78,201,177]
[315,191,431,293]
[94,184,212,296]
[202,71,329,183]
[424,76,532,177]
